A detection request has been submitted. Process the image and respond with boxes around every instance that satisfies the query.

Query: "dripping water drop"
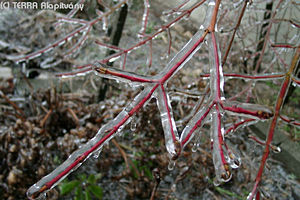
[191,143,198,152]
[272,146,281,153]
[168,160,175,170]
[130,120,137,131]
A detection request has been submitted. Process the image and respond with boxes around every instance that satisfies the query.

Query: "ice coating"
[92,62,154,85]
[224,142,241,169]
[26,0,221,198]
[180,104,211,148]
[155,85,179,158]
[26,87,155,199]
[138,0,150,37]
[211,107,232,183]
[208,30,224,100]
[154,29,205,82]
[222,101,273,120]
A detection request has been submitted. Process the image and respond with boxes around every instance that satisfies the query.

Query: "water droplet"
[93,148,102,159]
[130,120,137,132]
[220,170,232,182]
[191,143,198,152]
[171,183,176,191]
[292,82,297,87]
[230,158,241,169]
[213,177,221,186]
[168,160,175,170]
[271,145,281,153]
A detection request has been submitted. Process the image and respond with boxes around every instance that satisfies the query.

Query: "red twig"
[248,47,300,200]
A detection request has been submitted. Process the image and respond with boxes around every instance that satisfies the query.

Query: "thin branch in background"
[222,0,249,66]
[248,47,300,200]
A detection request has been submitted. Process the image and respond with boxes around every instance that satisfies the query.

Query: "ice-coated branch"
[54,0,87,27]
[13,0,297,199]
[93,62,156,84]
[292,76,300,86]
[209,31,224,100]
[279,115,300,127]
[97,0,207,67]
[27,85,159,199]
[211,105,231,184]
[26,1,213,197]
[222,0,249,66]
[138,0,150,37]
[253,0,283,73]
[180,102,213,148]
[248,135,281,153]
[200,73,286,80]
[155,85,180,159]
[225,118,257,135]
[221,101,273,120]
[8,0,128,63]
[271,43,298,49]
[248,47,300,200]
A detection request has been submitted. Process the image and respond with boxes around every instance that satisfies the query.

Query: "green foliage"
[131,158,153,180]
[59,173,103,200]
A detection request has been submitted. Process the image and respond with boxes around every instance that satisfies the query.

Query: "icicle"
[211,107,232,183]
[155,85,180,159]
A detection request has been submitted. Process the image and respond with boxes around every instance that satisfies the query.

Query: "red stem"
[160,84,177,142]
[249,47,300,199]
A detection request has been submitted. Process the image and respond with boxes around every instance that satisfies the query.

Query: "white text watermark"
[0,1,84,11]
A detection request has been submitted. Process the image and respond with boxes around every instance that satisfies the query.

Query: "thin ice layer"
[210,106,231,183]
[27,87,154,198]
[155,85,179,158]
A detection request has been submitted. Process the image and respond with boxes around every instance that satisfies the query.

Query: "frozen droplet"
[102,19,108,31]
[229,157,241,169]
[171,183,176,191]
[220,170,232,182]
[117,128,123,136]
[213,177,221,186]
[130,120,137,132]
[246,192,253,200]
[292,81,299,87]
[93,148,102,159]
[27,184,46,200]
[168,160,175,170]
[191,142,198,152]
[271,145,281,153]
